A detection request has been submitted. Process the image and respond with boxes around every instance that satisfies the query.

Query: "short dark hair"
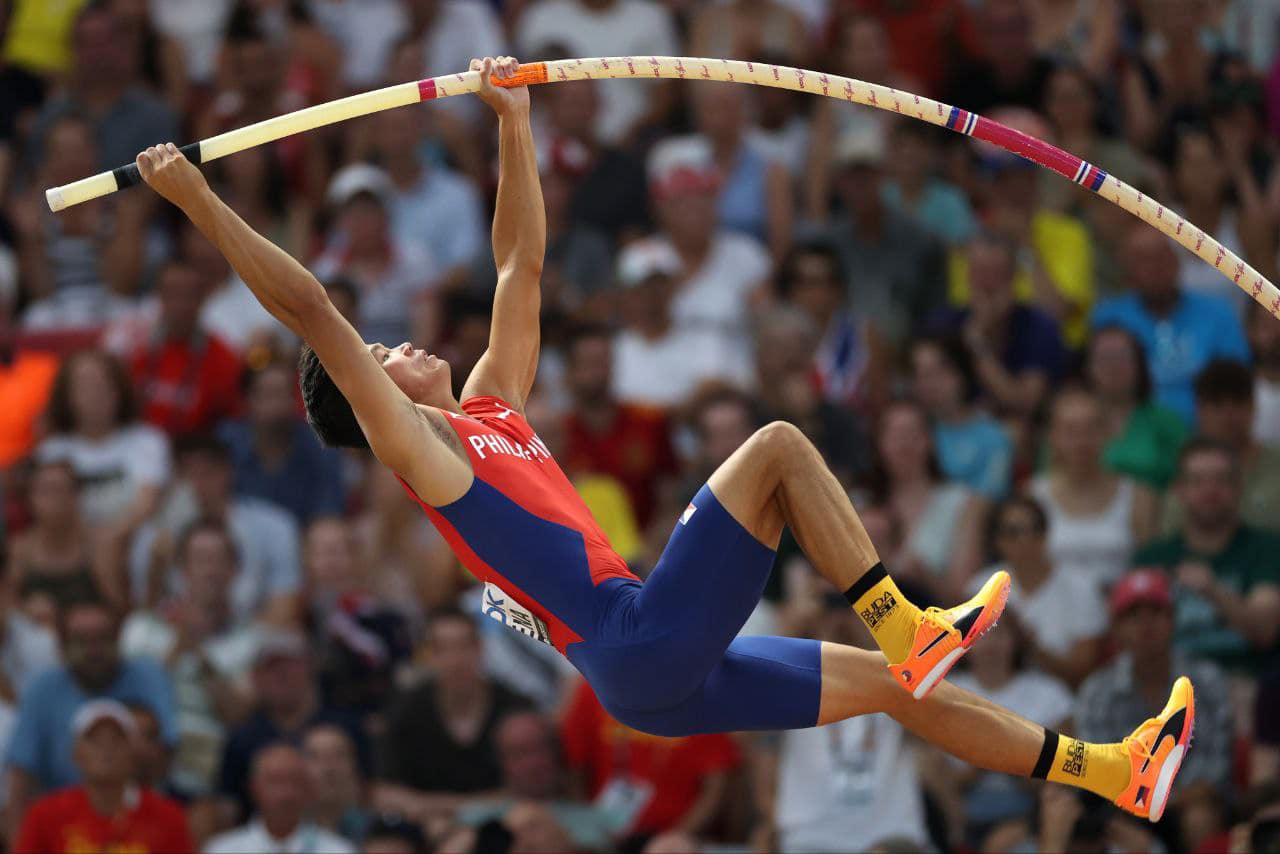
[298,344,369,449]
[175,516,239,567]
[913,334,979,402]
[47,350,137,434]
[56,590,118,640]
[564,323,613,362]
[1176,436,1240,480]
[985,494,1049,559]
[777,239,845,299]
[1194,359,1254,405]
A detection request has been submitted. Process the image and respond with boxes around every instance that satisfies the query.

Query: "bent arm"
[463,66,545,409]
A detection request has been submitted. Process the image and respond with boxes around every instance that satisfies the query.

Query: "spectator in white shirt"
[312,165,439,348]
[611,240,747,408]
[645,136,771,380]
[36,350,171,536]
[972,495,1105,688]
[204,742,356,854]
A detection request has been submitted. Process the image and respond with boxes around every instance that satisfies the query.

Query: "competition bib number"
[482,582,553,646]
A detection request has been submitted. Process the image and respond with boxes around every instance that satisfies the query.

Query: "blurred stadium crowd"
[0,0,1279,852]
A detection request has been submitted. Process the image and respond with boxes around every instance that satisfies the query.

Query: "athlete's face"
[369,341,452,405]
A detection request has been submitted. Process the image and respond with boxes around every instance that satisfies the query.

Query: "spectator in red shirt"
[14,699,193,854]
[127,261,242,437]
[560,677,739,841]
[562,325,679,528]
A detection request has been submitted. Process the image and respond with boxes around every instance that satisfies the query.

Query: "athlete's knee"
[750,421,811,464]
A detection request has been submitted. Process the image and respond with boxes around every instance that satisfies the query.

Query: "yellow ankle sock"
[1037,732,1131,801]
[845,563,924,664]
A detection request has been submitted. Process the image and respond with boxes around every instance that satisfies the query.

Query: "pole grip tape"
[111,143,203,190]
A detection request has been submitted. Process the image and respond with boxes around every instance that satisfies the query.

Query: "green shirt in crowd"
[1133,525,1280,673]
[1103,403,1188,490]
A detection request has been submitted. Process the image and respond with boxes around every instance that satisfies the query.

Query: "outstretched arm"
[135,145,465,502]
[462,57,546,410]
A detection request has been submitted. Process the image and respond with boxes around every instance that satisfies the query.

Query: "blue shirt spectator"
[219,360,346,525]
[1091,227,1250,425]
[5,598,176,792]
[1092,290,1249,425]
[935,415,1013,500]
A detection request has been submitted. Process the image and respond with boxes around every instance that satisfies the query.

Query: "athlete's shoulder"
[461,395,525,423]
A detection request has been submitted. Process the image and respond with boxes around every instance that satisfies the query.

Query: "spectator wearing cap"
[0,244,60,468]
[1076,569,1232,849]
[929,232,1066,418]
[1248,303,1280,447]
[312,163,439,348]
[373,609,533,822]
[207,741,356,854]
[1091,225,1249,426]
[367,104,485,293]
[949,108,1094,346]
[218,629,370,823]
[611,240,751,409]
[5,594,177,840]
[459,710,615,851]
[822,127,946,347]
[689,82,793,261]
[1133,439,1280,673]
[515,0,679,143]
[129,434,301,626]
[14,699,193,854]
[562,323,679,530]
[122,517,259,798]
[218,357,347,526]
[648,136,772,368]
[123,260,244,438]
[1160,359,1280,534]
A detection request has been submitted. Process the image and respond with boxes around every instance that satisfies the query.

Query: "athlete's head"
[298,341,451,449]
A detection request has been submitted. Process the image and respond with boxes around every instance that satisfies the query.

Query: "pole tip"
[45,187,66,213]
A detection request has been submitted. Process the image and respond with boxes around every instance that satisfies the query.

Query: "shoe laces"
[1121,719,1161,767]
[920,606,958,634]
